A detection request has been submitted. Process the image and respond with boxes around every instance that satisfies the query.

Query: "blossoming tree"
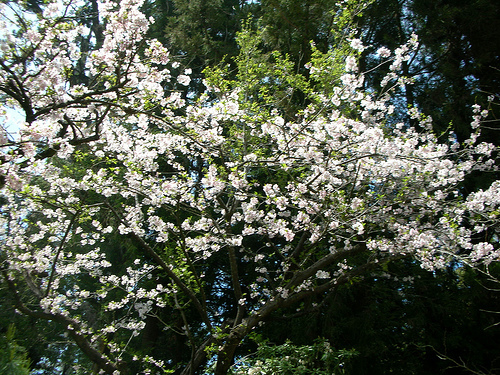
[0,0,499,373]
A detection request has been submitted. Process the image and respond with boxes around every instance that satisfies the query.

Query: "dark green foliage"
[253,261,500,374]
[360,0,500,141]
[0,288,90,374]
[0,325,30,375]
[164,0,243,65]
[258,0,340,61]
[231,337,358,374]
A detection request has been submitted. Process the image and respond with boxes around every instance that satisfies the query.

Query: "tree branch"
[2,271,122,374]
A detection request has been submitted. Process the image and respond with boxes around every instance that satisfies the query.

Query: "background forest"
[1,0,500,374]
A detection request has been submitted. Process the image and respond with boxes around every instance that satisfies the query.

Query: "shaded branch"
[2,271,122,374]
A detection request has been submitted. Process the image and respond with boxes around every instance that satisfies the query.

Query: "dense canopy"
[0,0,499,374]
